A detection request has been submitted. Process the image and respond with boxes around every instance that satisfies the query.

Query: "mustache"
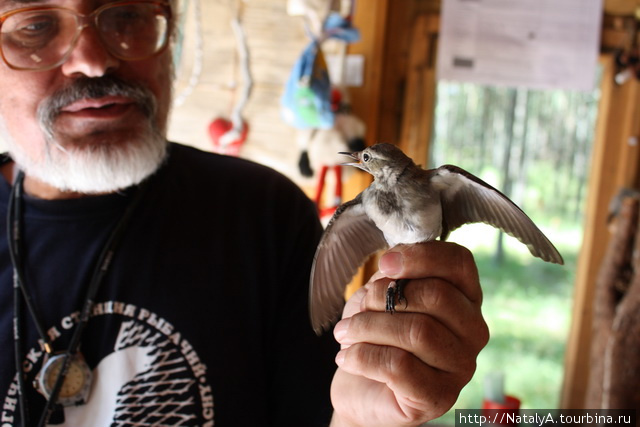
[37,75,158,139]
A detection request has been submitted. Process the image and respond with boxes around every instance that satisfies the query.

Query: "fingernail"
[333,318,350,342]
[379,251,403,276]
[335,349,346,366]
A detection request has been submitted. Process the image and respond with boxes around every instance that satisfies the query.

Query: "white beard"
[0,76,170,194]
[0,116,168,194]
[3,130,167,194]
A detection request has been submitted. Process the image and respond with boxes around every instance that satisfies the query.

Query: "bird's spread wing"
[309,194,388,334]
[433,165,564,265]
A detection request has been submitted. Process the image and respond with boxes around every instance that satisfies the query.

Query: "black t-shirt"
[0,143,338,426]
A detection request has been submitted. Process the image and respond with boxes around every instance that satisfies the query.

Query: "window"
[430,79,600,423]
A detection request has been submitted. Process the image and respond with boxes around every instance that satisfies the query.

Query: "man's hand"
[329,241,489,427]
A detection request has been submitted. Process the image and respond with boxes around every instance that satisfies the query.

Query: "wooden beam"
[374,1,419,145]
[348,0,391,145]
[561,54,640,408]
[398,13,439,164]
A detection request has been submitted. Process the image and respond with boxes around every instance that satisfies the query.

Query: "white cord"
[173,0,204,107]
[229,3,253,131]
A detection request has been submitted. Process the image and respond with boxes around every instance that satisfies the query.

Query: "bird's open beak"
[339,151,366,171]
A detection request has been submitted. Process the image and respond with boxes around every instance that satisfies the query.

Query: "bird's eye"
[363,153,371,162]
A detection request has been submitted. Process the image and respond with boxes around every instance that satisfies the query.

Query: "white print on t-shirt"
[1,301,215,426]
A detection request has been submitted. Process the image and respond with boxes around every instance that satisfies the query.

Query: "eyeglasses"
[0,1,172,71]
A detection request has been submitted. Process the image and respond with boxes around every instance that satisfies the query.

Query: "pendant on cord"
[33,352,92,407]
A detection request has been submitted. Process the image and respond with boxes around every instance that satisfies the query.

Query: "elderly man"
[0,1,488,426]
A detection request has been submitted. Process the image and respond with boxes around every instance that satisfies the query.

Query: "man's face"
[0,0,174,193]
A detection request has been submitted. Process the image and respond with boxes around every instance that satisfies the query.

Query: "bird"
[309,143,564,335]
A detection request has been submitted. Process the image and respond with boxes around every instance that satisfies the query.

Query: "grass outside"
[433,223,579,425]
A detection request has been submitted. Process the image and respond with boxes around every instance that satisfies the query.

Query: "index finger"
[378,241,482,303]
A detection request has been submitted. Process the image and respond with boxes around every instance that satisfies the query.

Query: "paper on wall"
[437,0,604,91]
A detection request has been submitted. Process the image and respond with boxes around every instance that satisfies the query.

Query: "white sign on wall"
[437,0,604,91]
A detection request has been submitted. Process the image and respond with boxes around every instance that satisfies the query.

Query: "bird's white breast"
[362,183,442,247]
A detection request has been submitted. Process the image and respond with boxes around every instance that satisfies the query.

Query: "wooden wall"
[168,0,314,187]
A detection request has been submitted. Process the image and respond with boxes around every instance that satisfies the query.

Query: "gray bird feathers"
[309,143,564,335]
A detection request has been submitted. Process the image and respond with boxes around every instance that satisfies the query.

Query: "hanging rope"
[173,0,204,107]
[229,0,253,133]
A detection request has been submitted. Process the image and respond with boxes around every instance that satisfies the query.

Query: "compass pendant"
[34,352,92,407]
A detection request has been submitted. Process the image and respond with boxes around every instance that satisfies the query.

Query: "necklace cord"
[8,171,150,427]
[7,174,29,427]
[8,173,51,349]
